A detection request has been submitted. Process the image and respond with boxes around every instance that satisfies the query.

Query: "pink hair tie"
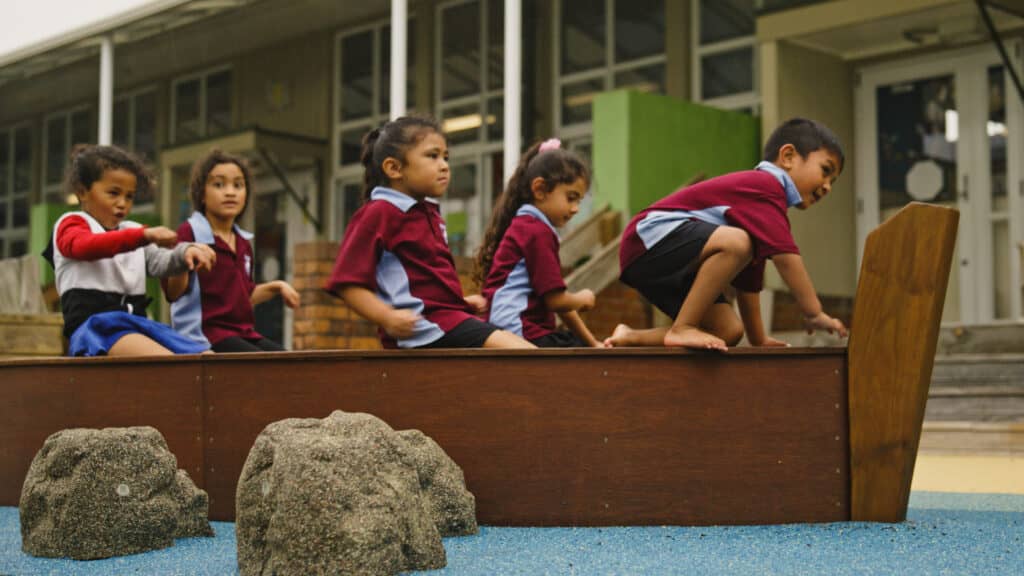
[538,138,561,153]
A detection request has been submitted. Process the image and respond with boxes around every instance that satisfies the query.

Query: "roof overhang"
[0,0,259,88]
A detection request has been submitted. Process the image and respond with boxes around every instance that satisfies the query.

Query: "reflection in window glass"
[207,70,232,136]
[614,64,665,95]
[0,132,8,198]
[993,220,1010,319]
[71,109,91,147]
[10,239,26,257]
[0,205,6,230]
[876,75,957,210]
[13,197,27,228]
[562,0,605,74]
[135,91,157,164]
[700,0,754,45]
[445,162,477,257]
[561,77,604,125]
[488,0,505,89]
[441,2,481,100]
[46,116,66,185]
[442,103,483,146]
[487,97,503,142]
[0,238,5,256]
[113,99,131,150]
[14,127,30,192]
[335,181,364,238]
[988,66,1007,202]
[341,30,374,120]
[175,78,201,142]
[615,0,664,62]
[701,47,753,99]
[340,128,367,166]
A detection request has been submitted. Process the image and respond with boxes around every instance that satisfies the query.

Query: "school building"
[1,0,1022,349]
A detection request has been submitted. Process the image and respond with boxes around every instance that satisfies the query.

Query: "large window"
[0,125,32,258]
[692,0,759,112]
[335,19,416,169]
[113,87,158,208]
[436,0,505,146]
[171,66,233,144]
[43,106,94,204]
[555,0,666,131]
[333,18,416,238]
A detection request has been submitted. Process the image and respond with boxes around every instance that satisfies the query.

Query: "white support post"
[390,0,408,120]
[98,35,114,146]
[503,0,521,184]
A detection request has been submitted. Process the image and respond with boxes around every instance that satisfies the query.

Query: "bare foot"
[664,325,727,351]
[603,323,633,347]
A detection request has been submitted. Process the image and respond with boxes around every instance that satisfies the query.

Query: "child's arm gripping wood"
[339,285,420,339]
[736,290,787,346]
[771,253,848,337]
[558,310,602,347]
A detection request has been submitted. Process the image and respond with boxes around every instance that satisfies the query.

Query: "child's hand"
[804,312,849,338]
[383,309,421,339]
[464,294,488,315]
[576,289,596,312]
[184,244,216,271]
[278,281,301,309]
[144,226,178,247]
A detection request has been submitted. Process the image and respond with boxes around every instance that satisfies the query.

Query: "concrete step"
[919,421,1024,455]
[931,354,1024,388]
[937,323,1024,355]
[925,386,1024,422]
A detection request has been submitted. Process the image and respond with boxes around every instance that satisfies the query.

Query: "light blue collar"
[188,211,254,245]
[370,186,418,212]
[516,204,558,235]
[755,161,803,207]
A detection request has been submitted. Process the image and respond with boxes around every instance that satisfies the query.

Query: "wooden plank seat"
[0,203,958,526]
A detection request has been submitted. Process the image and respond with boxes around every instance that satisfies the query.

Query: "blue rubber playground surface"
[1,491,1021,575]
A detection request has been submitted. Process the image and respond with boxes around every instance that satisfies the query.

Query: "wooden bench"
[0,203,958,526]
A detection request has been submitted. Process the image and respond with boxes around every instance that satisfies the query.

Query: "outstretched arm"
[543,288,596,313]
[736,290,787,346]
[339,285,419,339]
[772,253,848,337]
[252,280,301,308]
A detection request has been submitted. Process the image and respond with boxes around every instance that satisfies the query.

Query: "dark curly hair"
[360,114,444,202]
[473,140,590,286]
[188,149,254,219]
[65,144,154,202]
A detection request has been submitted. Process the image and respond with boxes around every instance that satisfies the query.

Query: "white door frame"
[855,41,1023,324]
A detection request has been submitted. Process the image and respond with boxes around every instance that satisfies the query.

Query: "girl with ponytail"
[325,115,533,349]
[476,139,603,347]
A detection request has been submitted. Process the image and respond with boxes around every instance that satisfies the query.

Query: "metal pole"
[98,35,114,145]
[503,0,521,183]
[390,0,408,119]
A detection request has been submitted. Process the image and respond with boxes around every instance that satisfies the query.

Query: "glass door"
[856,43,1023,324]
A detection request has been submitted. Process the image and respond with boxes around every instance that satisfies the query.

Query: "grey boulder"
[19,426,213,559]
[236,410,477,576]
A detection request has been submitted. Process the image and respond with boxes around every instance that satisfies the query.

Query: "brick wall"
[291,241,381,351]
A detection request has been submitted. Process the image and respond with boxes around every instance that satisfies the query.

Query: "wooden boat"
[0,203,957,526]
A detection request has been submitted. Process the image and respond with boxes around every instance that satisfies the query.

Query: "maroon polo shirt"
[482,205,565,340]
[620,170,799,292]
[325,187,475,348]
[172,221,263,345]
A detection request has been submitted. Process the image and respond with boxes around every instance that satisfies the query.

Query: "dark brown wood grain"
[848,202,959,522]
[0,361,205,507]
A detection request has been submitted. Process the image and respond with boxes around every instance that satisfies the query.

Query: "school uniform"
[619,161,803,317]
[169,211,281,353]
[483,204,577,346]
[326,186,495,349]
[51,211,209,356]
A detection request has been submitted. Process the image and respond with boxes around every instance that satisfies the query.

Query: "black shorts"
[621,218,727,319]
[531,330,588,348]
[420,317,499,349]
[212,336,285,353]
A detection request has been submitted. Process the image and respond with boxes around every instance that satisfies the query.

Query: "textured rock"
[19,427,212,559]
[236,410,477,576]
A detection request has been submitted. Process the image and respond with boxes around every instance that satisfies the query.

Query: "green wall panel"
[593,91,760,218]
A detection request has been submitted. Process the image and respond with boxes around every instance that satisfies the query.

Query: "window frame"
[41,104,94,205]
[112,85,159,213]
[553,0,668,135]
[690,0,760,113]
[169,63,234,145]
[0,122,33,258]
